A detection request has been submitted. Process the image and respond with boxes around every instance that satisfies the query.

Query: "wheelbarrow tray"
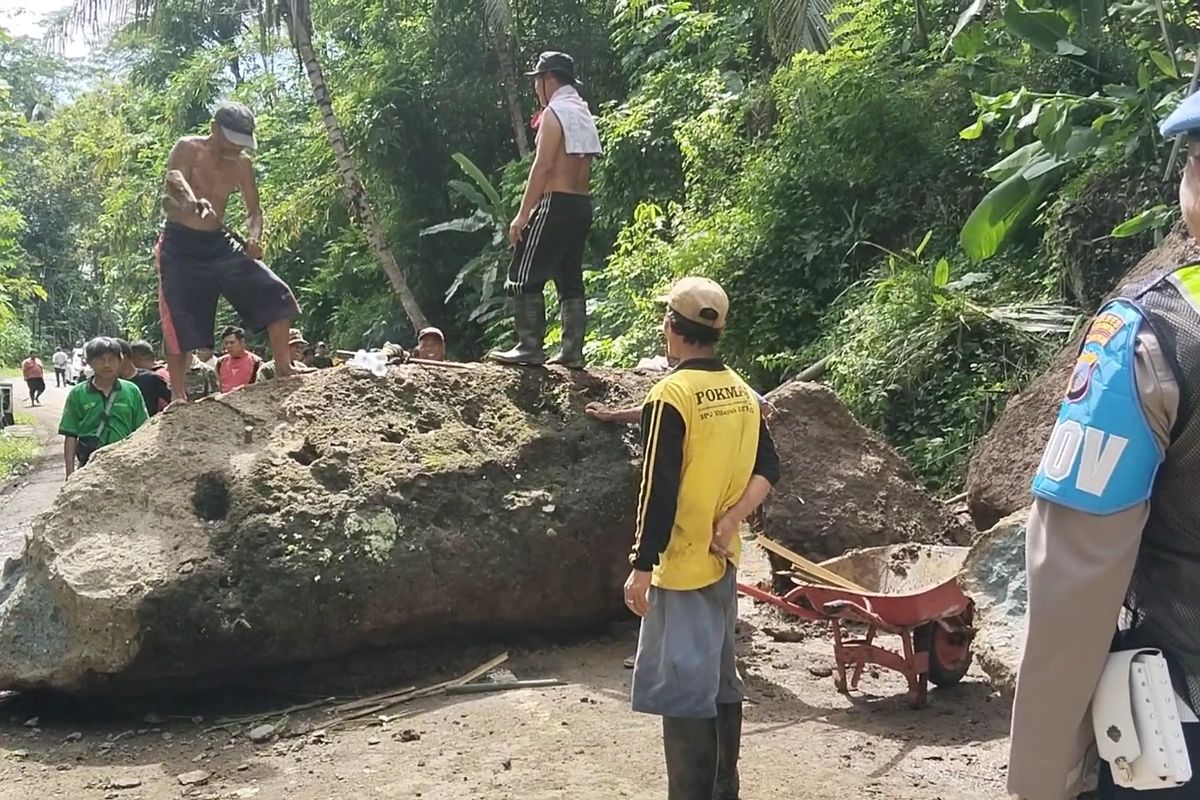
[739,544,975,708]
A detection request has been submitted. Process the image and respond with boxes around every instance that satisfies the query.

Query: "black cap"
[525,51,578,84]
[212,101,257,150]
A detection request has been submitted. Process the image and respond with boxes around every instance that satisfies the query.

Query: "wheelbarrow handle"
[821,598,888,629]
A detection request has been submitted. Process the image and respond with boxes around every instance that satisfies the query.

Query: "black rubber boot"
[662,716,719,800]
[489,293,546,365]
[547,297,586,369]
[713,703,742,799]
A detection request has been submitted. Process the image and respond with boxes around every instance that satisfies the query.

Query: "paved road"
[0,379,70,562]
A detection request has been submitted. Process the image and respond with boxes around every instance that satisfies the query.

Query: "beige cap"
[657,276,729,330]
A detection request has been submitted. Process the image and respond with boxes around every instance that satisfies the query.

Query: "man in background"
[70,341,86,383]
[21,350,45,406]
[196,346,218,370]
[490,51,600,369]
[186,353,220,399]
[118,339,172,417]
[59,337,148,477]
[413,327,446,362]
[51,346,69,387]
[312,342,334,368]
[131,341,218,402]
[255,329,312,382]
[216,325,262,392]
[626,277,779,800]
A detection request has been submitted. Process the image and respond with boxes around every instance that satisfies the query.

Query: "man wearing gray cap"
[490,51,601,369]
[159,101,300,403]
[1009,91,1200,800]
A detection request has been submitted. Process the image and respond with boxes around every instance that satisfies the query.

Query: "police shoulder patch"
[1032,300,1163,515]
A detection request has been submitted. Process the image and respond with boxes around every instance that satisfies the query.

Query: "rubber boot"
[490,293,546,365]
[547,297,587,369]
[713,703,742,799]
[663,716,719,800]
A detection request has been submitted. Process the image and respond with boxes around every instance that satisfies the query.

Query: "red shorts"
[156,222,300,353]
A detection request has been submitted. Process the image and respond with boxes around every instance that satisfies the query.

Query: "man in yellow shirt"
[625,277,780,800]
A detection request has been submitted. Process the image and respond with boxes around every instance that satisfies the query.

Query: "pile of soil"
[965,227,1200,530]
[763,382,972,579]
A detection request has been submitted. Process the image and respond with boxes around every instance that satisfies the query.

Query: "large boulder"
[0,364,657,693]
[763,382,972,575]
[965,228,1200,530]
[959,509,1028,692]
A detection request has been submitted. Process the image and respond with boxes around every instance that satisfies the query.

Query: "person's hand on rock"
[586,402,616,423]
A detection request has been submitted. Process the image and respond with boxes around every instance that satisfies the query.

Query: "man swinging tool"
[490,51,601,369]
[159,101,301,402]
[1009,91,1200,800]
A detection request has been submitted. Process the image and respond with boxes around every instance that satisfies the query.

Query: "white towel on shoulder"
[544,85,602,157]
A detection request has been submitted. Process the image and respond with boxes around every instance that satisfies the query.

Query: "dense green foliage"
[1,0,1195,491]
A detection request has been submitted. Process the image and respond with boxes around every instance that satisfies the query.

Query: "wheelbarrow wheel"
[916,622,973,687]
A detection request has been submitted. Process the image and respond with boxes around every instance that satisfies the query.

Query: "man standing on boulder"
[490,52,600,369]
[625,277,779,800]
[1010,95,1200,800]
[158,101,300,403]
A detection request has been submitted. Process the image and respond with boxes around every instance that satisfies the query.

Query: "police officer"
[624,277,780,800]
[1009,93,1200,799]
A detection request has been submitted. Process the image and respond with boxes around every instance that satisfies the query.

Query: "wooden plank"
[330,652,510,725]
[448,651,510,687]
[444,678,565,696]
[755,535,869,593]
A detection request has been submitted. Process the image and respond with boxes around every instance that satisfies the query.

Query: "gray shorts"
[630,566,744,718]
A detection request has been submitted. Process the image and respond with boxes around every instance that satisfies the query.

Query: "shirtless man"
[158,101,300,402]
[490,51,601,369]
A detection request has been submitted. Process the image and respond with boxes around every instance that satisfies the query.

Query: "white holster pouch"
[1092,648,1194,791]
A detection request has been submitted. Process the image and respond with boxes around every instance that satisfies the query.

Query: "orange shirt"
[217,352,260,392]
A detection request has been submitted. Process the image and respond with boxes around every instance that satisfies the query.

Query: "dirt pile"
[763,382,972,578]
[0,363,656,694]
[965,228,1200,530]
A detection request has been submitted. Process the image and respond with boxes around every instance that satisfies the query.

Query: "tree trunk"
[289,20,430,333]
[488,25,529,158]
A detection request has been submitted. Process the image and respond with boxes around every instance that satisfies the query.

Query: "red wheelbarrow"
[739,541,975,709]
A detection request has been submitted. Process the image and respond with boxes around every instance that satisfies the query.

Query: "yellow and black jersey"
[630,358,781,591]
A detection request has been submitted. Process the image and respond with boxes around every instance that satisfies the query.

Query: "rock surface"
[0,363,656,693]
[763,382,971,578]
[959,509,1028,692]
[965,228,1200,530]
[0,363,969,694]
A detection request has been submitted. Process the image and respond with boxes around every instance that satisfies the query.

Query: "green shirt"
[59,378,149,446]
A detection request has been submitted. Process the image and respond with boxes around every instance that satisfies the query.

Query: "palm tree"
[760,0,834,56]
[481,0,530,158]
[62,0,431,333]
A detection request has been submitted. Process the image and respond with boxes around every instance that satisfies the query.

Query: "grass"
[0,367,19,380]
[0,412,40,482]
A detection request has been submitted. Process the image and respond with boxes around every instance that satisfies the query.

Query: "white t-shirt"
[52,351,68,368]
